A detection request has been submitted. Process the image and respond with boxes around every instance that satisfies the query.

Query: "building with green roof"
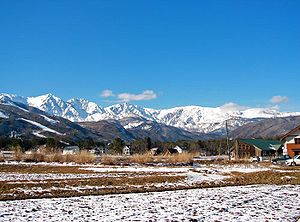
[232,138,283,160]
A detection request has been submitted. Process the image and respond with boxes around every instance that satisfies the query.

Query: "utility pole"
[225,120,231,161]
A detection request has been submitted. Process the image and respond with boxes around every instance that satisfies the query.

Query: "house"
[281,124,300,157]
[168,145,183,154]
[163,146,184,155]
[172,145,183,154]
[63,146,80,155]
[232,139,283,160]
[90,146,106,155]
[122,145,131,156]
[150,147,163,156]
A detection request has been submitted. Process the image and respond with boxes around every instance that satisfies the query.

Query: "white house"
[173,145,183,154]
[90,146,106,155]
[122,145,131,156]
[63,146,80,155]
[150,147,163,155]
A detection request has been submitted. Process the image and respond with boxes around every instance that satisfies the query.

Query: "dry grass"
[98,152,197,165]
[100,155,118,165]
[45,152,63,162]
[0,171,186,200]
[0,164,82,174]
[0,154,4,162]
[129,153,152,164]
[13,147,23,161]
[1,161,300,201]
[193,158,252,165]
[227,170,300,185]
[162,152,196,164]
[15,150,96,164]
[71,150,96,164]
[6,150,262,166]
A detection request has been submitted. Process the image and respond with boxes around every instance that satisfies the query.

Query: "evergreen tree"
[146,137,152,150]
[110,138,125,154]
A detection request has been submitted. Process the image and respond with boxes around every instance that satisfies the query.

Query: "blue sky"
[0,1,299,111]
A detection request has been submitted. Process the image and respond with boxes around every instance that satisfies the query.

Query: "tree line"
[0,136,233,155]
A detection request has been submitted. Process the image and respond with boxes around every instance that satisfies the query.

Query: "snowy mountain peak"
[0,93,27,105]
[27,93,68,116]
[68,98,104,115]
[1,93,300,134]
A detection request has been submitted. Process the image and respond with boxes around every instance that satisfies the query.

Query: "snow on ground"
[193,155,228,161]
[186,171,229,183]
[0,185,299,222]
[0,110,8,118]
[193,163,270,174]
[40,115,59,124]
[17,118,63,135]
[32,131,47,138]
[82,166,190,173]
[83,166,230,184]
[0,163,271,184]
[0,172,127,181]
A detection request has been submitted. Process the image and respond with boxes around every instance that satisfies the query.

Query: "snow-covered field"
[0,163,272,183]
[0,172,126,181]
[1,185,299,222]
[0,162,274,201]
[1,162,300,221]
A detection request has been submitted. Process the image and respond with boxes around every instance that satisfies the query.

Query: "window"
[294,138,300,144]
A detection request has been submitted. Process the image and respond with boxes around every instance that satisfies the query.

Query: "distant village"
[1,122,300,164]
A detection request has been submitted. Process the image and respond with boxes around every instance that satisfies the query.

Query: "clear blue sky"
[0,1,299,111]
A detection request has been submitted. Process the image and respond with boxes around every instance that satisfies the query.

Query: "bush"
[73,151,96,164]
[100,155,117,165]
[129,153,152,164]
[0,154,4,162]
[13,147,23,161]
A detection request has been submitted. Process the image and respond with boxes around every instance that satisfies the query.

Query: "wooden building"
[232,139,282,160]
[281,124,300,157]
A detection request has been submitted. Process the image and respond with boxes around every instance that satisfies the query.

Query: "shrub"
[0,154,4,162]
[73,150,95,164]
[100,155,117,165]
[13,147,23,161]
[129,153,152,164]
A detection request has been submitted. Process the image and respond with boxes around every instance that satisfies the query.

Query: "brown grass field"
[0,161,299,201]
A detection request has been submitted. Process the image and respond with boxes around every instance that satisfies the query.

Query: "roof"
[63,146,80,151]
[281,124,300,141]
[239,139,282,151]
[173,146,183,153]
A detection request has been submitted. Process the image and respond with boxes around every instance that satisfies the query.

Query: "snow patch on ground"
[123,122,143,129]
[32,131,47,138]
[82,166,190,173]
[17,118,63,135]
[0,110,8,118]
[193,163,270,174]
[186,171,229,183]
[40,115,59,124]
[0,172,124,181]
[0,185,299,222]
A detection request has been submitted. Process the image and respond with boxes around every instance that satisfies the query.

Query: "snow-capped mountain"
[1,93,300,135]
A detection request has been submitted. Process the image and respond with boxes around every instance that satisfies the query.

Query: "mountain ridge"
[1,93,300,135]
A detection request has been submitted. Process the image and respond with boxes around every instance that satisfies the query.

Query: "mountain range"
[1,93,300,142]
